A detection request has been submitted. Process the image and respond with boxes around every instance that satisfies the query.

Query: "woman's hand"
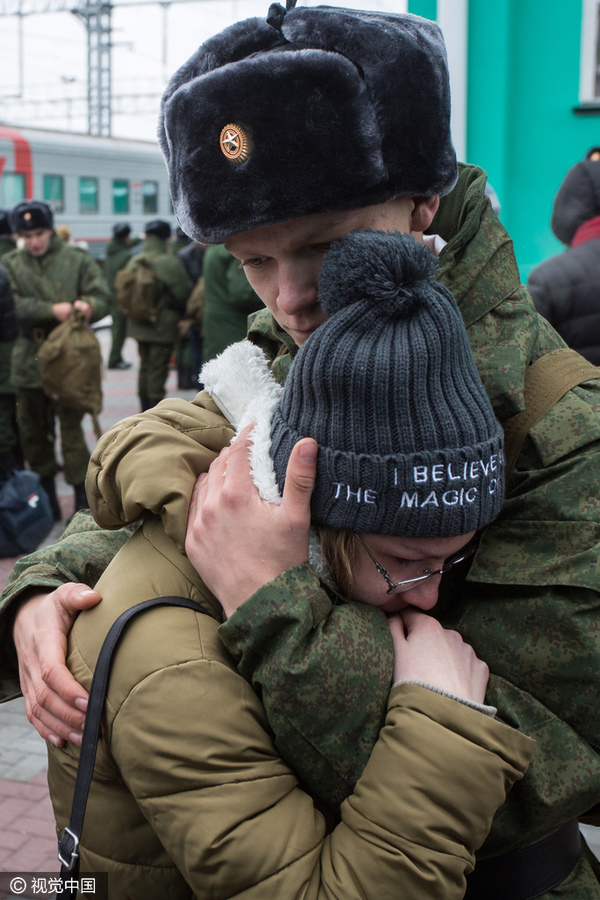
[12,584,101,745]
[185,424,318,617]
[388,609,489,705]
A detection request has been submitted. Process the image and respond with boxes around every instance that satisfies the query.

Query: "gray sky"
[0,0,408,141]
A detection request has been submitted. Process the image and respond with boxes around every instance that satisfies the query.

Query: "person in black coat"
[0,264,22,477]
[528,152,600,364]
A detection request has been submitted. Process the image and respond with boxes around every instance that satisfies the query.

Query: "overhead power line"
[0,0,213,136]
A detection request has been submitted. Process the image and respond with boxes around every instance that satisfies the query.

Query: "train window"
[80,177,99,214]
[1,173,26,207]
[43,175,65,213]
[113,180,129,214]
[143,181,158,214]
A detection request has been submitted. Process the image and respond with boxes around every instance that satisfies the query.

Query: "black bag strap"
[58,596,217,895]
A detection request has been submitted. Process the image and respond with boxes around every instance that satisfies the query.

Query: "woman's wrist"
[393,679,497,717]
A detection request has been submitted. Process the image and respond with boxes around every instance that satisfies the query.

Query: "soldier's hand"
[73,299,92,320]
[12,584,102,746]
[52,302,72,322]
[185,424,317,617]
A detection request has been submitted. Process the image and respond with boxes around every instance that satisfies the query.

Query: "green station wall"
[408,0,600,278]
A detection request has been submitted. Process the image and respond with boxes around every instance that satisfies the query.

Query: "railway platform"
[0,326,198,887]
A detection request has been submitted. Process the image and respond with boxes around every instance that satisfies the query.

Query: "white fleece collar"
[201,340,284,504]
[200,340,336,590]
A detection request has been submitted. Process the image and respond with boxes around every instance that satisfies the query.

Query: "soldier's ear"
[410,196,440,232]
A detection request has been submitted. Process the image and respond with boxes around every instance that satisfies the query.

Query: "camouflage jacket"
[2,165,600,894]
[202,243,264,363]
[2,233,110,389]
[125,235,193,345]
[102,237,141,300]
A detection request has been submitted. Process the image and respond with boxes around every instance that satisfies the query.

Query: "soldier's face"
[22,228,53,257]
[224,196,439,347]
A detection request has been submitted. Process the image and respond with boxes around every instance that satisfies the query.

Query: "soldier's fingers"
[281,438,317,526]
[51,583,101,631]
[224,425,255,481]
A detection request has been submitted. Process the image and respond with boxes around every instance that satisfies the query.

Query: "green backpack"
[115,257,162,323]
[38,308,103,439]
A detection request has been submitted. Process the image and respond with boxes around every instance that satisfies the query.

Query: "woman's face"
[351,531,476,613]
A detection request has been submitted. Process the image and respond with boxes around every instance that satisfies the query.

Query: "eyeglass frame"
[353,533,479,595]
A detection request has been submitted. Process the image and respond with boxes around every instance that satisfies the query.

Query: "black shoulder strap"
[58,596,217,894]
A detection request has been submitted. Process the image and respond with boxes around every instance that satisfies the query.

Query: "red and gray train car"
[0,123,176,258]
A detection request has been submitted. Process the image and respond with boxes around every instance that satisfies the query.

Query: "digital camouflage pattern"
[0,511,138,702]
[1,165,600,897]
[2,233,110,390]
[241,165,600,894]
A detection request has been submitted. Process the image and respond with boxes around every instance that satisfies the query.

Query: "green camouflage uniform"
[103,236,140,368]
[202,244,264,364]
[1,165,600,897]
[2,234,109,483]
[125,234,193,406]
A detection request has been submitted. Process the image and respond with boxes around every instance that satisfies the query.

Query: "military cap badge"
[219,124,250,163]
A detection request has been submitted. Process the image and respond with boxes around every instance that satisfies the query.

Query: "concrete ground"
[0,327,599,887]
[0,326,197,885]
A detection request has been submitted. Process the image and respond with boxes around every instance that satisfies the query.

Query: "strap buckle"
[58,827,80,870]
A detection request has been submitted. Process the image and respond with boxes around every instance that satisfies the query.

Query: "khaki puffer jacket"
[48,513,534,900]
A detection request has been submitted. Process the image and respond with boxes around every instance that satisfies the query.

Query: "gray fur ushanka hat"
[159,2,457,244]
[270,231,505,538]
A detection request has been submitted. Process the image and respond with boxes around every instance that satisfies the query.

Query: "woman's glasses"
[353,534,478,595]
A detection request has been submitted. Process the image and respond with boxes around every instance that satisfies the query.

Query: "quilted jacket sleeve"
[113,660,534,900]
[86,394,234,550]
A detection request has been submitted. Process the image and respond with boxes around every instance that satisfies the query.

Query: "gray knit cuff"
[393,679,497,717]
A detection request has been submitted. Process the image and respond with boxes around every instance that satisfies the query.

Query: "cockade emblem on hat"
[24,212,31,221]
[219,124,250,162]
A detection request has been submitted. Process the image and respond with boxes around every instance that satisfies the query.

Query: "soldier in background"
[125,219,192,410]
[0,261,21,478]
[177,241,206,390]
[0,210,16,259]
[169,225,191,257]
[104,223,139,370]
[0,211,21,475]
[201,244,263,364]
[2,200,109,519]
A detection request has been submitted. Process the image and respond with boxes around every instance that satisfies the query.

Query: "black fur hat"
[159,2,457,244]
[0,209,11,236]
[11,201,54,234]
[145,219,172,240]
[113,222,131,239]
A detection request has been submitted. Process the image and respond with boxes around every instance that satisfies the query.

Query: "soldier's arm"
[76,254,111,322]
[218,566,391,808]
[3,259,57,327]
[221,578,600,858]
[0,512,137,740]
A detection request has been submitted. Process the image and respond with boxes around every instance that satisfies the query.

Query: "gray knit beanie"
[269,231,505,537]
